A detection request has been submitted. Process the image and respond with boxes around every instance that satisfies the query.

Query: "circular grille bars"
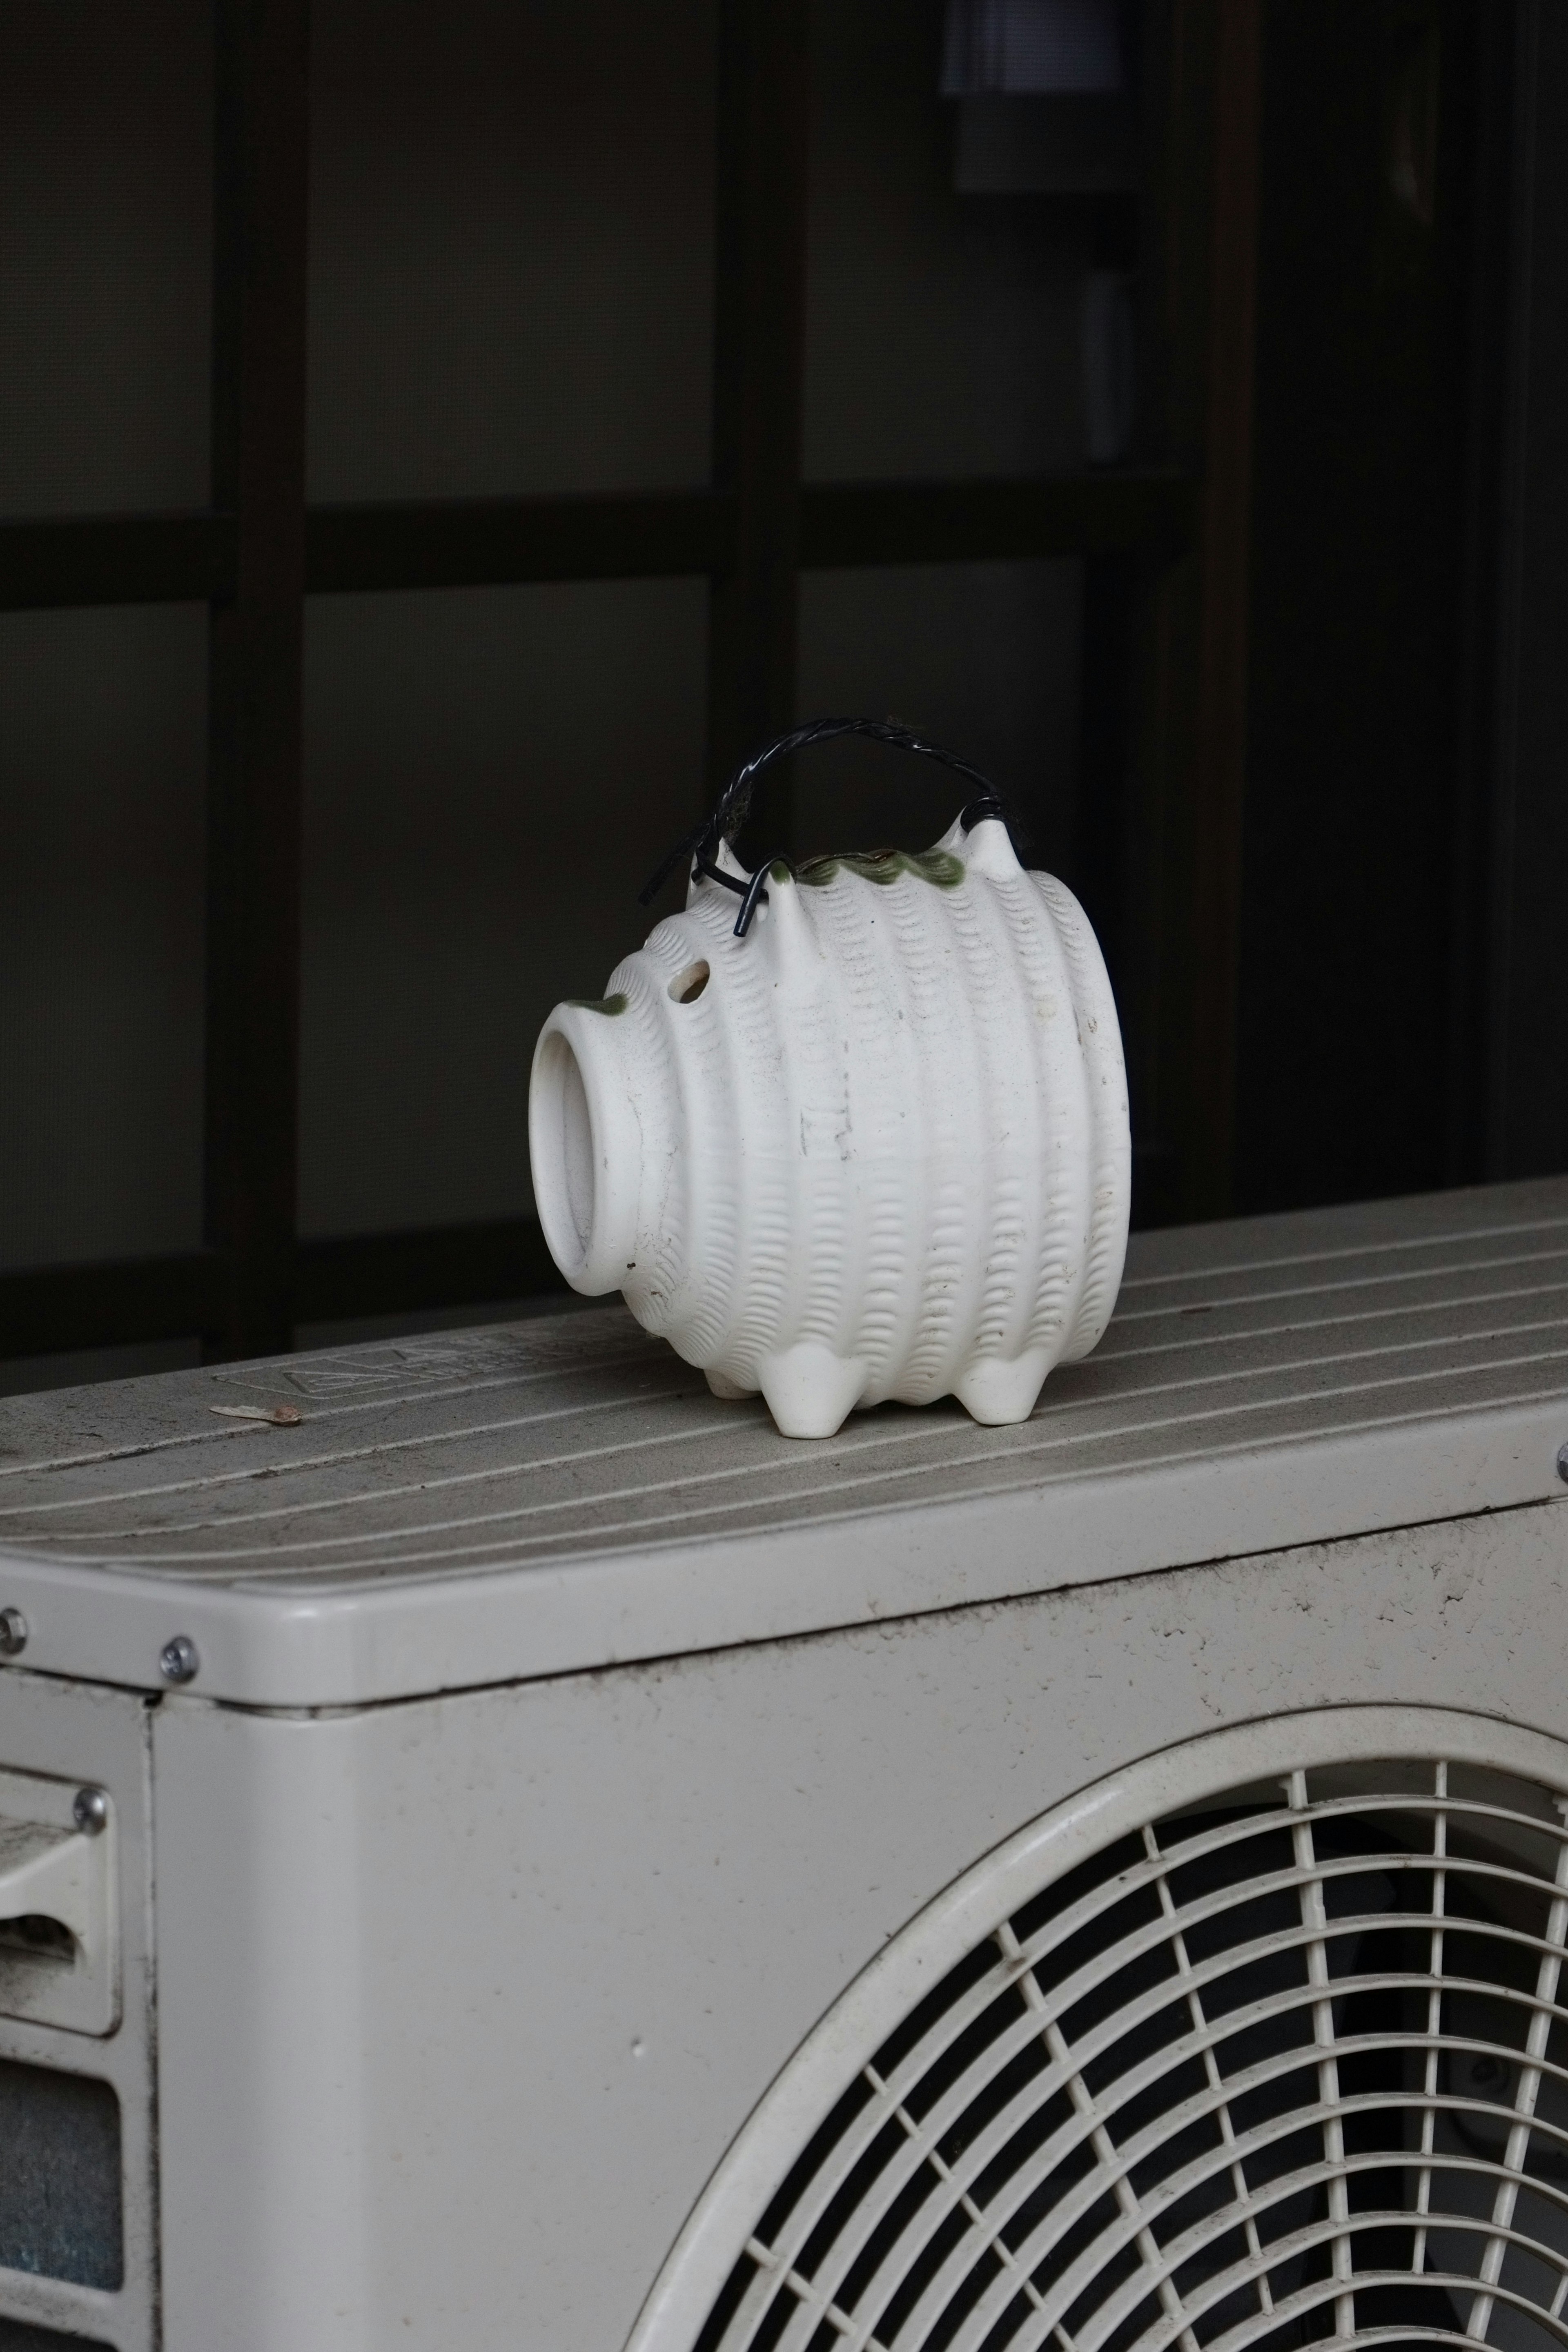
[641,1717,1568,2352]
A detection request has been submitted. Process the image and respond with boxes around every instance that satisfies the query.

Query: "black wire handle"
[639,716,1026,938]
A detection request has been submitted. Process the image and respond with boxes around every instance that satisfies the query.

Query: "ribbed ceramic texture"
[529,817,1130,1437]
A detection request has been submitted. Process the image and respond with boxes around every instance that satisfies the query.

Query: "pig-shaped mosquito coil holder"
[529,719,1131,1439]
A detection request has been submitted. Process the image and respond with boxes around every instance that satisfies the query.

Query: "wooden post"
[1186,0,1261,1215]
[203,0,311,1357]
[1133,0,1261,1223]
[705,0,811,852]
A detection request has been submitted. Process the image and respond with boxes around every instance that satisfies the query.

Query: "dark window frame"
[0,0,1258,1365]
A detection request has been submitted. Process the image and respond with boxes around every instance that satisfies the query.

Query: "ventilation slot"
[0,2057,122,2291]
[0,2321,114,2350]
[690,1755,1568,2352]
[670,961,710,1004]
[0,1914,74,1963]
[0,1773,116,2035]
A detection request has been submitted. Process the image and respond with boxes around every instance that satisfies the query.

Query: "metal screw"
[0,1607,27,1658]
[73,1787,109,1836]
[159,1634,199,1685]
[1559,1442,1568,1487]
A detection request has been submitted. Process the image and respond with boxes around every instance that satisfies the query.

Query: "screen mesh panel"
[0,2058,122,2292]
[0,0,211,515]
[307,0,715,501]
[795,561,1082,878]
[0,604,207,1274]
[299,576,706,1237]
[691,1757,1568,2352]
[804,0,1090,479]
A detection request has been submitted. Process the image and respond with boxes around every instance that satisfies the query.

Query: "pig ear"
[685,835,752,909]
[958,811,1025,878]
[755,861,813,960]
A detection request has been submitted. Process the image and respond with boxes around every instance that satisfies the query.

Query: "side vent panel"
[0,1770,118,2038]
[0,1674,154,2351]
[0,2058,123,2294]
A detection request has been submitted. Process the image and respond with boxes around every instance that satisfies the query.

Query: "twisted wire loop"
[639,718,1029,938]
[692,1761,1568,2352]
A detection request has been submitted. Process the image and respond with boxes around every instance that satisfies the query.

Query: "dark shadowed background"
[2,0,1564,1392]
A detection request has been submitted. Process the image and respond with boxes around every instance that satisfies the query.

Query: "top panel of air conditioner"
[0,1177,1565,1711]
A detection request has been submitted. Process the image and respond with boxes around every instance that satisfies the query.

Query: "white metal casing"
[0,1176,1563,2350]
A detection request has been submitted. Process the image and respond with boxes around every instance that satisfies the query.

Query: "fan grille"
[690,1755,1568,2352]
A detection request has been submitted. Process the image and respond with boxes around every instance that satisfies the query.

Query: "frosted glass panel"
[0,3,211,515]
[0,607,207,1270]
[794,561,1081,874]
[805,0,1091,481]
[300,579,708,1236]
[308,0,716,501]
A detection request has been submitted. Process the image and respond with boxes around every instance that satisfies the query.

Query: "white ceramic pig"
[529,772,1130,1440]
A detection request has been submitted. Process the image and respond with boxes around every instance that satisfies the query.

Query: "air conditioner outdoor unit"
[1,1176,1566,2352]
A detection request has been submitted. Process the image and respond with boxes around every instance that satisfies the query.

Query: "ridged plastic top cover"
[0,1178,1564,1708]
